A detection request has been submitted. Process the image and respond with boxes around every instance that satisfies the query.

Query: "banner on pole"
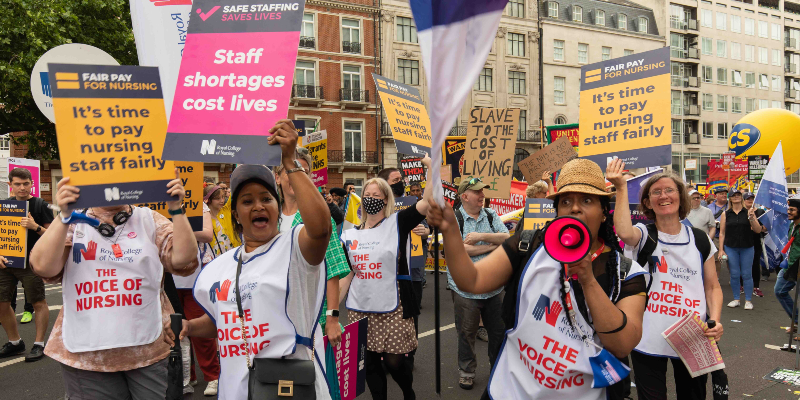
[7,158,41,198]
[0,200,28,269]
[463,108,520,199]
[50,63,175,209]
[164,0,306,165]
[546,123,579,149]
[579,47,671,168]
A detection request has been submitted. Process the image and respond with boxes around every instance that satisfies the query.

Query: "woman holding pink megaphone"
[426,159,648,400]
[608,159,723,400]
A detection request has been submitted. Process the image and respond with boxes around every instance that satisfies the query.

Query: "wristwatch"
[326,309,340,317]
[286,159,306,174]
[36,226,42,233]
[168,207,185,216]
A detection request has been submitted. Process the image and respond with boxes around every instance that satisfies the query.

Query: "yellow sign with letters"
[372,73,432,156]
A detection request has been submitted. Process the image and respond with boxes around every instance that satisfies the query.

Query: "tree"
[0,0,137,160]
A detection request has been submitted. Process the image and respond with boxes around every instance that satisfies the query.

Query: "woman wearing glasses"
[608,159,723,400]
[339,155,433,400]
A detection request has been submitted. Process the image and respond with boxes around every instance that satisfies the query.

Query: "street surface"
[3,268,800,399]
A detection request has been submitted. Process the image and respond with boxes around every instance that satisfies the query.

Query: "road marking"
[17,286,62,293]
[765,344,783,351]
[419,323,455,339]
[0,357,25,369]
[15,305,62,317]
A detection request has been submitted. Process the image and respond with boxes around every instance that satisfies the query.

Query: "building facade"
[380,0,545,182]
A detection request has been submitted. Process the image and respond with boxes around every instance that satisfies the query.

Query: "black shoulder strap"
[484,208,496,233]
[619,255,633,280]
[454,206,464,235]
[636,223,659,274]
[690,227,711,264]
[713,204,726,219]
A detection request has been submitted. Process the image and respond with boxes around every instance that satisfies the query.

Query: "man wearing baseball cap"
[449,177,509,390]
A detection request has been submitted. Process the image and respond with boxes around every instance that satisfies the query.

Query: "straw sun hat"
[546,158,612,200]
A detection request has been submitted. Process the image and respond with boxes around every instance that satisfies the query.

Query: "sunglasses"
[468,177,482,185]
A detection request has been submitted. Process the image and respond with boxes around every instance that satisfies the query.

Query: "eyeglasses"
[649,187,677,197]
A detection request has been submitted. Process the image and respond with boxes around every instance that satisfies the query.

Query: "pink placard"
[7,157,41,198]
[324,318,367,400]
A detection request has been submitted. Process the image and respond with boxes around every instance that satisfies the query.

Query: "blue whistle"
[62,211,101,227]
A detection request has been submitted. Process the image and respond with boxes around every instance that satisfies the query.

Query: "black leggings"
[365,350,415,400]
[631,351,707,400]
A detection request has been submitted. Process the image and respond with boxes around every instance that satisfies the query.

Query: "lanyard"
[562,240,605,350]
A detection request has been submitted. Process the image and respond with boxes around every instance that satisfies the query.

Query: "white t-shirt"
[279,211,297,234]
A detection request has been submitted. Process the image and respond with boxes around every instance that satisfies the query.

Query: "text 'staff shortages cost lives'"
[164,0,306,166]
[373,73,432,156]
[578,47,670,168]
[0,200,28,269]
[49,64,176,209]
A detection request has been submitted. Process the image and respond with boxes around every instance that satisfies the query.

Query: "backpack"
[635,223,712,299]
[453,206,497,236]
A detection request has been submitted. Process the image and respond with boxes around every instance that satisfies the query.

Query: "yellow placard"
[303,130,328,187]
[372,73,432,156]
[137,162,204,230]
[0,200,28,268]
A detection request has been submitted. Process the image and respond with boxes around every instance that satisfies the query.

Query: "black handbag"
[235,249,317,399]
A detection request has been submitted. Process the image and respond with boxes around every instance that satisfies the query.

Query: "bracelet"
[168,207,185,216]
[598,310,627,334]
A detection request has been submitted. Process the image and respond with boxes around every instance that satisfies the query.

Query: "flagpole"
[433,228,441,395]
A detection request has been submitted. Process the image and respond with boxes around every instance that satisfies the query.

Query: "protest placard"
[373,73,432,156]
[463,108,519,199]
[442,136,465,182]
[547,123,579,151]
[441,181,457,206]
[137,162,204,231]
[440,164,452,183]
[49,63,175,209]
[401,156,424,185]
[523,199,555,231]
[323,318,368,400]
[685,159,697,170]
[489,181,527,216]
[518,136,578,184]
[764,367,800,387]
[7,158,41,198]
[722,152,736,169]
[303,130,328,187]
[162,0,306,166]
[579,47,670,168]
[0,200,28,269]
[748,155,769,181]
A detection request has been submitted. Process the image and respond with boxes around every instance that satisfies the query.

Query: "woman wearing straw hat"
[608,159,723,400]
[426,158,648,400]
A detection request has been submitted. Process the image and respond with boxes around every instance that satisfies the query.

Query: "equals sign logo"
[585,69,602,83]
[55,72,80,89]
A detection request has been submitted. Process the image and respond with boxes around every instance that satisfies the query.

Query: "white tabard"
[341,213,402,313]
[488,247,647,400]
[625,223,710,358]
[61,207,163,353]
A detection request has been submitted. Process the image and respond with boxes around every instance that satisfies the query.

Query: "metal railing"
[342,41,361,53]
[448,126,467,136]
[329,150,379,164]
[292,85,324,99]
[339,89,369,102]
[299,36,315,49]
[517,130,542,142]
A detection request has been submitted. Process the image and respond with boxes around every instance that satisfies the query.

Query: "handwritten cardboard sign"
[518,136,578,183]
[463,108,519,199]
[0,200,28,268]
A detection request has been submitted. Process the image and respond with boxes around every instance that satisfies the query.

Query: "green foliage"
[0,0,137,160]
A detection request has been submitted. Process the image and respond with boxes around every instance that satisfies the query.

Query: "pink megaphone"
[543,216,593,264]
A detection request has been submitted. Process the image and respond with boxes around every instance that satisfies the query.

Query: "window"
[554,76,565,104]
[0,135,8,151]
[732,96,742,113]
[672,62,684,86]
[702,9,713,27]
[717,67,728,84]
[518,110,527,140]
[554,39,565,61]
[745,45,755,62]
[718,95,728,112]
[672,91,684,115]
[732,70,742,86]
[294,61,316,94]
[638,17,648,32]
[508,0,525,17]
[772,49,781,65]
[703,65,713,83]
[302,13,315,38]
[397,59,419,85]
[342,19,361,53]
[717,40,727,57]
[396,17,418,43]
[731,42,741,60]
[759,20,768,38]
[745,72,755,88]
[602,46,612,60]
[343,121,363,163]
[717,12,727,30]
[759,73,769,89]
[760,99,769,109]
[759,47,768,64]
[731,15,741,32]
[578,43,589,63]
[548,2,559,18]
[671,34,686,58]
[703,93,714,111]
[554,115,567,124]
[745,17,755,35]
[703,121,714,138]
[672,119,682,143]
[510,71,527,94]
[297,118,318,135]
[702,37,713,55]
[624,49,634,56]
[508,33,525,56]
[342,65,361,94]
[596,10,605,25]
[773,100,782,109]
[573,6,582,22]
[718,122,729,139]
[772,75,781,91]
[746,98,757,113]
[772,23,781,40]
[474,68,493,91]
[618,13,628,29]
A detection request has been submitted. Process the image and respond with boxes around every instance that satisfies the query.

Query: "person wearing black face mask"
[340,156,433,400]
[378,167,407,198]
